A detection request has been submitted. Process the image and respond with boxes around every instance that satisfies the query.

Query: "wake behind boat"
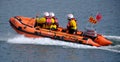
[9,16,112,47]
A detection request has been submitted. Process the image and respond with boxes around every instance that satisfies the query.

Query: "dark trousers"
[68,29,76,34]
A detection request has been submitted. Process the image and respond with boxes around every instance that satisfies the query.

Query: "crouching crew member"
[49,12,59,30]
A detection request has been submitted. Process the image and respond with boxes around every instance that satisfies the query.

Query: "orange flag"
[89,16,97,24]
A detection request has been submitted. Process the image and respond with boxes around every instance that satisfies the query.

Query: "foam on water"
[7,35,120,53]
[104,35,120,41]
[7,35,96,49]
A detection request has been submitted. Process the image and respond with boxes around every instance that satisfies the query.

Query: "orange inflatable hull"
[9,16,112,47]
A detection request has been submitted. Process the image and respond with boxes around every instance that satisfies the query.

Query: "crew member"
[67,14,77,34]
[49,12,59,30]
[36,12,50,28]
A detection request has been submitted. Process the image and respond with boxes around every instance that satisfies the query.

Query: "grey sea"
[0,0,120,62]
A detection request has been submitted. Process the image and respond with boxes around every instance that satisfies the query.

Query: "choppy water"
[0,0,120,62]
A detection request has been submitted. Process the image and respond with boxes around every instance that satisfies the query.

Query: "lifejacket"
[50,24,57,30]
[52,17,59,27]
[45,16,57,29]
[42,16,58,29]
[52,17,58,23]
[36,17,46,24]
[50,17,59,29]
[67,18,77,30]
[45,16,52,25]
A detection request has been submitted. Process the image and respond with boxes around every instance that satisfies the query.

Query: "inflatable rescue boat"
[9,16,112,47]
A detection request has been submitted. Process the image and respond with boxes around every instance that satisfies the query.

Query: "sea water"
[0,0,120,62]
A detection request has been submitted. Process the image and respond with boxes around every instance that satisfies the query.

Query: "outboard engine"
[83,29,97,40]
